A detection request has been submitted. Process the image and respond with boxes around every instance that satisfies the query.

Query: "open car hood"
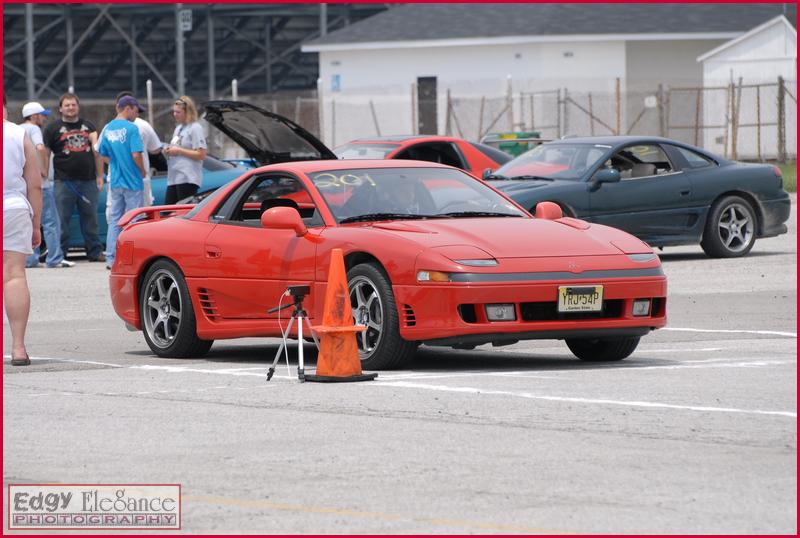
[203,100,338,166]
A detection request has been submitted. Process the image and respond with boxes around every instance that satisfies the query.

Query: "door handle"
[680,190,691,196]
[206,246,222,259]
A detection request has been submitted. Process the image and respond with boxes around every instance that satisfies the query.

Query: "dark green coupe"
[485,136,791,258]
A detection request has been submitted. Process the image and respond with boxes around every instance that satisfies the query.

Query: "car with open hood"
[485,136,791,258]
[109,158,667,369]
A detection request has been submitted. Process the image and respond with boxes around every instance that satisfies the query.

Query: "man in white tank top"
[3,95,42,366]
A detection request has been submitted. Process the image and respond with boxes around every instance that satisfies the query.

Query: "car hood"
[488,178,581,195]
[365,218,646,258]
[203,100,338,166]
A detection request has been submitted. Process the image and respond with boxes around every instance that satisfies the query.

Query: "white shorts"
[3,208,33,255]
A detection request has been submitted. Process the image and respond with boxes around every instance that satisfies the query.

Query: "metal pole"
[26,4,35,99]
[319,3,328,36]
[506,75,513,130]
[207,6,215,100]
[657,83,665,137]
[232,79,238,101]
[777,76,786,163]
[265,20,272,94]
[588,93,595,136]
[146,79,154,126]
[175,4,186,97]
[756,85,762,161]
[65,6,75,92]
[369,100,381,136]
[317,78,325,143]
[131,21,138,93]
[694,88,701,147]
[615,77,621,135]
[411,82,418,135]
[331,98,336,147]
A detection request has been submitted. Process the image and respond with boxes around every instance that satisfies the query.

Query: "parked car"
[110,155,667,369]
[485,136,791,257]
[334,135,512,176]
[63,155,249,251]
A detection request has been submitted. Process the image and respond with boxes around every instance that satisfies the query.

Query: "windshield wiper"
[508,175,555,181]
[483,173,508,180]
[338,213,436,224]
[438,211,522,219]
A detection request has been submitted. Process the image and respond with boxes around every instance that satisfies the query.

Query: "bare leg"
[3,251,31,359]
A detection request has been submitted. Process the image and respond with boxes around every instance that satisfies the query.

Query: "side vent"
[402,304,416,327]
[197,288,220,321]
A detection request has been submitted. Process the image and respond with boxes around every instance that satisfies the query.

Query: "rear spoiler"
[117,204,195,227]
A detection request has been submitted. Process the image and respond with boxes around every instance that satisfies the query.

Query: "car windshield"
[334,143,400,160]
[492,143,609,180]
[308,167,526,223]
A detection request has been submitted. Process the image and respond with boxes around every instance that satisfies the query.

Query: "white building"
[699,15,797,159]
[302,3,795,148]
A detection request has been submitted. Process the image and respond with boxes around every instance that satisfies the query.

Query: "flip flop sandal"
[11,354,31,366]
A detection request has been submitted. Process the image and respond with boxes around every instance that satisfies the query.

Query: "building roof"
[304,3,797,51]
[697,15,797,62]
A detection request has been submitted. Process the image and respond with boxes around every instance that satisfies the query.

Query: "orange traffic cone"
[306,248,377,382]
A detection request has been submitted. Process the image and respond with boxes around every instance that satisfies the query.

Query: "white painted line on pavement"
[664,327,797,337]
[376,381,797,418]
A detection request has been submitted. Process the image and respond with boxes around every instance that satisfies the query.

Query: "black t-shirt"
[43,118,98,181]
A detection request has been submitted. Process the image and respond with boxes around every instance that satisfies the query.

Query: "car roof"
[346,135,462,144]
[250,159,456,174]
[549,135,681,146]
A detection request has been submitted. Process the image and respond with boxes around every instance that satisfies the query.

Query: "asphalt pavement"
[3,197,796,533]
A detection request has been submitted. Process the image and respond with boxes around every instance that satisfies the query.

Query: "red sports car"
[110,157,667,369]
[334,135,512,177]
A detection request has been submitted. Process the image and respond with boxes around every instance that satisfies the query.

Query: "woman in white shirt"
[163,95,207,205]
[3,96,42,366]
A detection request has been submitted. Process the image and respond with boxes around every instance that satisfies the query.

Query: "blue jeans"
[26,186,66,267]
[55,179,103,259]
[106,187,144,267]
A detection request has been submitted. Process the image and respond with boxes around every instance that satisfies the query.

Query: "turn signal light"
[632,299,651,317]
[417,270,451,282]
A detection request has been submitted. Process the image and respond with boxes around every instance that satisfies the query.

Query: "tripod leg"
[301,313,320,350]
[297,313,305,382]
[267,315,296,381]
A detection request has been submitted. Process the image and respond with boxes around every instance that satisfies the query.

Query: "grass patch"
[779,161,796,192]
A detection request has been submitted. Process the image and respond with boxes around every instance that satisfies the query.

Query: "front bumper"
[394,276,667,345]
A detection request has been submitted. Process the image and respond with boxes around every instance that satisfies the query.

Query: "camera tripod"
[266,286,319,382]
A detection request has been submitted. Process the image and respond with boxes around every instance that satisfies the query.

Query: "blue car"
[486,136,791,258]
[63,155,249,251]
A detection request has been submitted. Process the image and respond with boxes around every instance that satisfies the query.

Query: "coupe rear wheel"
[565,336,640,361]
[140,259,213,358]
[348,263,417,369]
[700,195,756,258]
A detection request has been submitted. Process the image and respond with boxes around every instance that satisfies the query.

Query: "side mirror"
[482,168,493,180]
[592,168,621,184]
[533,201,563,220]
[260,206,307,237]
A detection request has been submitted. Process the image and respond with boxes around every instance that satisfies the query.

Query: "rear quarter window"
[468,142,513,165]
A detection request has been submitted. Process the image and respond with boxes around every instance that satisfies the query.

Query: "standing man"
[97,95,146,270]
[43,92,105,262]
[4,95,42,365]
[21,102,74,269]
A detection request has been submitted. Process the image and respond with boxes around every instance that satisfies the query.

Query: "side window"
[215,175,321,227]
[674,146,715,169]
[610,144,673,180]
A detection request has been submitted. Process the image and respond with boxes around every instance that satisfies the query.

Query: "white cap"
[22,102,51,118]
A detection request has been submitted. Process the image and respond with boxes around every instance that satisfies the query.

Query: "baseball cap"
[22,102,51,118]
[117,95,146,112]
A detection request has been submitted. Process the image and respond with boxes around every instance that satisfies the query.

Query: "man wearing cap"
[43,93,105,262]
[97,95,146,270]
[21,102,73,269]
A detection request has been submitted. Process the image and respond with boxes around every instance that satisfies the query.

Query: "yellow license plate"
[558,285,603,312]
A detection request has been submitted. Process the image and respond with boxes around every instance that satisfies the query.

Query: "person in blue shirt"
[97,95,146,269]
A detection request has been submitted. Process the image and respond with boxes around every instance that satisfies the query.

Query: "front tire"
[140,259,213,358]
[700,195,756,258]
[347,263,417,369]
[565,336,640,361]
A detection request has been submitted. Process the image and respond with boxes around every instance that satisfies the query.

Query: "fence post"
[530,93,535,132]
[656,84,665,137]
[556,89,562,138]
[317,77,325,144]
[724,82,733,158]
[563,87,569,136]
[756,85,762,161]
[506,75,513,131]
[615,77,621,135]
[694,87,701,147]
[588,92,595,136]
[732,77,743,160]
[369,100,381,137]
[445,89,452,136]
[411,82,418,135]
[777,76,786,163]
[331,98,336,147]
[478,96,485,140]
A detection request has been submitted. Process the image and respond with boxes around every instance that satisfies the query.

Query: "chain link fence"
[8,76,795,162]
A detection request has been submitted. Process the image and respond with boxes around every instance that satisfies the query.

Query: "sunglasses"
[174,99,188,108]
